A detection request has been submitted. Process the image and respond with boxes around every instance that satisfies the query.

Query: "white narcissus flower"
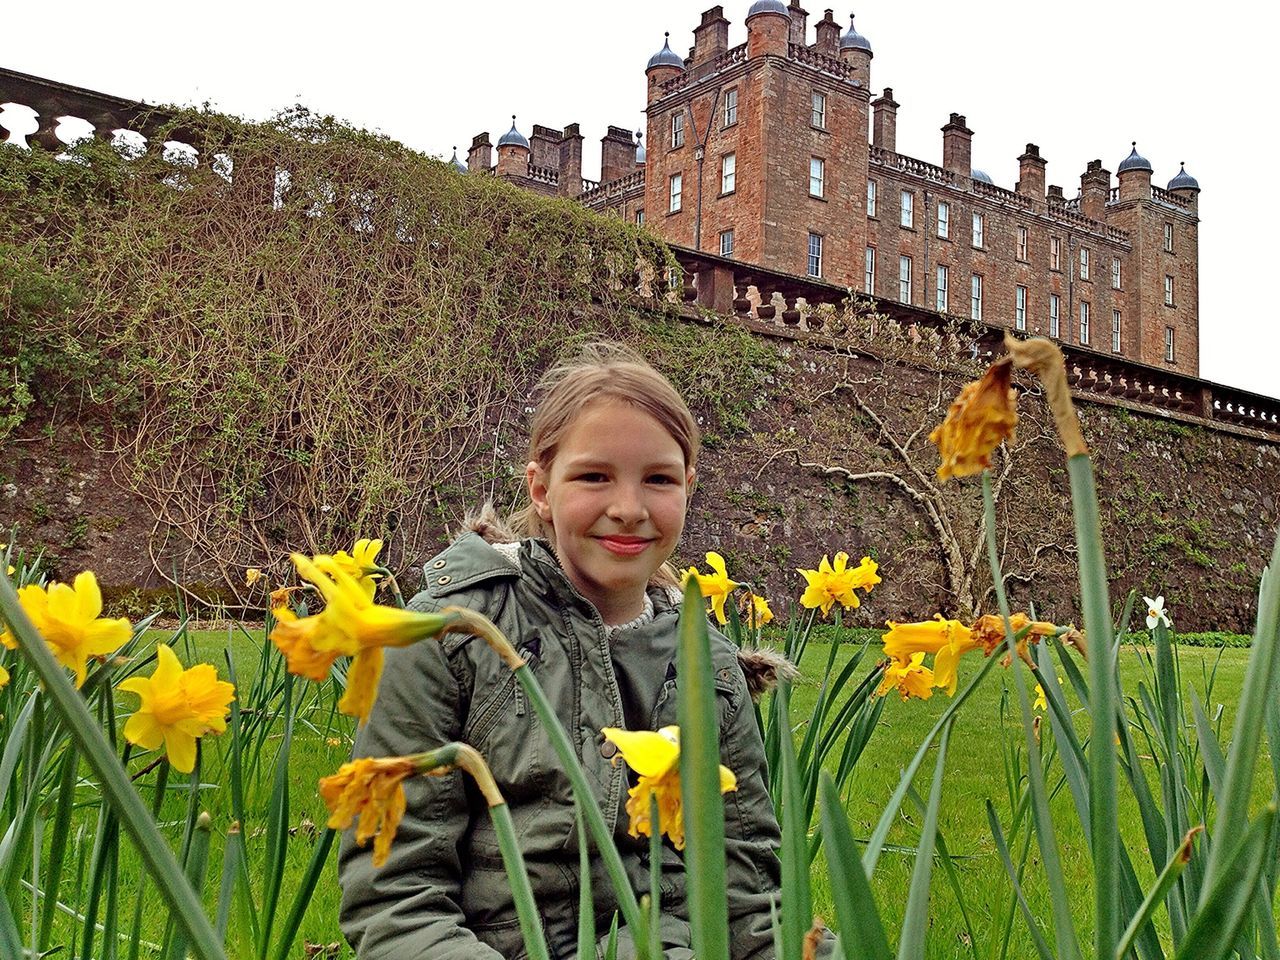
[1144,595,1171,630]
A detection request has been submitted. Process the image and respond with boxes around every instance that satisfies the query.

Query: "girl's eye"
[577,472,608,483]
[648,474,679,485]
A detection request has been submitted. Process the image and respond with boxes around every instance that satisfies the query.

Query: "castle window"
[971,212,984,248]
[1015,285,1027,331]
[721,153,736,194]
[1164,222,1174,253]
[671,111,684,149]
[809,157,825,198]
[635,209,644,226]
[937,201,950,239]
[1016,226,1028,262]
[1164,275,1175,306]
[1079,301,1091,345]
[899,255,913,303]
[1165,326,1176,362]
[1050,293,1061,338]
[669,173,682,213]
[723,88,738,127]
[971,274,983,321]
[864,246,875,292]
[936,264,949,312]
[1111,257,1122,290]
[1112,310,1122,353]
[811,91,827,129]
[1079,247,1090,280]
[808,232,824,278]
[867,180,877,217]
[900,190,914,228]
[1051,236,1061,271]
[720,229,734,258]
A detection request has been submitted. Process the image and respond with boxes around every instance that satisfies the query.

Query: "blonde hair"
[509,343,699,584]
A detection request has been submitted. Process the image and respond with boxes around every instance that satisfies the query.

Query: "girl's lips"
[597,536,652,556]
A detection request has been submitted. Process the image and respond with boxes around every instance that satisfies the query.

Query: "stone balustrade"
[787,44,854,81]
[525,163,560,185]
[666,245,1280,441]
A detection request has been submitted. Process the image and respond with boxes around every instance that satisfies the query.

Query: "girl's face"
[526,401,695,625]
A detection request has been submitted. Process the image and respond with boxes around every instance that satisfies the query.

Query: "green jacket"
[338,533,783,959]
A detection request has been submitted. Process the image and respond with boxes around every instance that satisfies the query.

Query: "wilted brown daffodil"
[929,356,1018,481]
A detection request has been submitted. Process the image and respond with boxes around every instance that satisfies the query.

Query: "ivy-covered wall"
[1,111,1276,631]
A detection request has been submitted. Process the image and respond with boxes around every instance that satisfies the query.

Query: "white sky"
[6,1,1276,398]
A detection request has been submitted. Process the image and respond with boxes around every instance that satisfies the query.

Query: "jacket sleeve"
[337,591,504,960]
[719,662,784,960]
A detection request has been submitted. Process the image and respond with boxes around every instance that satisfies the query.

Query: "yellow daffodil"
[743,593,774,628]
[0,573,131,687]
[681,552,742,625]
[245,568,264,588]
[270,554,449,723]
[119,644,236,774]
[601,726,737,851]
[1034,683,1047,712]
[970,612,1059,664]
[797,552,879,618]
[883,615,977,696]
[320,755,419,868]
[330,538,385,600]
[877,652,934,701]
[929,357,1019,481]
[0,663,9,688]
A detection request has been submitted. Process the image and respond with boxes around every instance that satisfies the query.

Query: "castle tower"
[838,14,872,89]
[495,118,530,178]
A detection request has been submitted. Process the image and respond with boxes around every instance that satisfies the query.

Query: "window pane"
[808,233,823,278]
[724,89,737,126]
[972,212,983,247]
[899,255,912,302]
[900,190,913,228]
[864,246,875,292]
[810,157,824,198]
[938,202,949,239]
[670,173,682,212]
[1050,294,1060,338]
[720,229,734,257]
[936,265,948,312]
[867,180,877,217]
[811,91,826,127]
[722,153,735,193]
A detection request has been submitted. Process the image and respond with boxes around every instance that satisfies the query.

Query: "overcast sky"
[6,1,1274,398]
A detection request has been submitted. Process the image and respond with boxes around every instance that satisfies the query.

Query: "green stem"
[0,573,227,960]
[1067,454,1119,960]
[648,792,662,960]
[491,802,550,960]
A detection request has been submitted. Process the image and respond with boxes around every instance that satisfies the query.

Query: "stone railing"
[579,169,645,207]
[788,44,854,80]
[1108,187,1120,204]
[526,163,559,185]
[868,146,956,186]
[715,43,748,71]
[1,65,186,155]
[971,178,1033,211]
[664,244,1279,440]
[1152,185,1191,211]
[580,177,600,193]
[1105,225,1130,245]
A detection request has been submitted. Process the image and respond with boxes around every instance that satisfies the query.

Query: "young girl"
[338,344,783,959]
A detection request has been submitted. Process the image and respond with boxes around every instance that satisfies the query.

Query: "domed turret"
[746,0,789,17]
[450,147,467,174]
[635,131,646,165]
[1117,141,1153,174]
[646,33,686,71]
[1167,162,1200,192]
[971,168,994,185]
[497,118,530,150]
[840,13,872,53]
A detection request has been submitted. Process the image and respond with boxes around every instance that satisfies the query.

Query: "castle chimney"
[558,123,583,197]
[600,125,639,185]
[746,1,789,58]
[787,2,809,45]
[872,88,899,152]
[1016,143,1046,200]
[467,132,492,173]
[529,125,561,171]
[1047,184,1065,203]
[814,9,840,54]
[941,113,973,177]
[1080,159,1110,220]
[692,6,730,64]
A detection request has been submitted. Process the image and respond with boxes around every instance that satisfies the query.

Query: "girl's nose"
[607,485,649,524]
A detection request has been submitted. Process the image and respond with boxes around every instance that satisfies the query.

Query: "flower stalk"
[0,570,227,960]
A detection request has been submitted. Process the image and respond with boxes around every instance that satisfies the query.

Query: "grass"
[792,639,1266,959]
[31,627,1263,958]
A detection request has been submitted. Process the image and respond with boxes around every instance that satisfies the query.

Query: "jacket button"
[600,740,618,759]
[432,559,446,569]
[436,575,452,585]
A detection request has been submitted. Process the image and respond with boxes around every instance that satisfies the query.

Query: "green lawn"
[34,628,1261,958]
[791,640,1263,959]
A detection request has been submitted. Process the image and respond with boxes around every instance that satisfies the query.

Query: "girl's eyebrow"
[563,456,685,472]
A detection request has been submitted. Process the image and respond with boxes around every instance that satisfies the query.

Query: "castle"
[464,2,1202,375]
